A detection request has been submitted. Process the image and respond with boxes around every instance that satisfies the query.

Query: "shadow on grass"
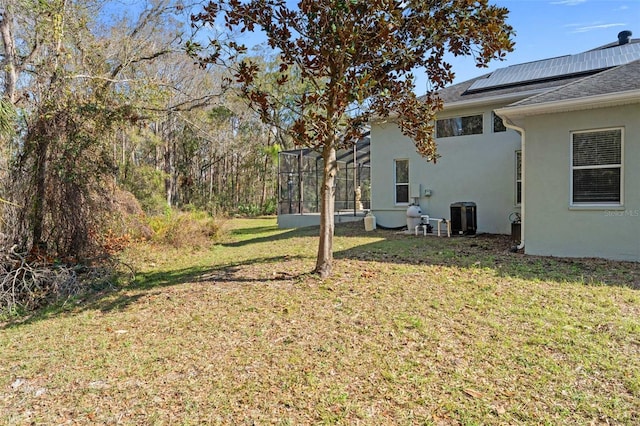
[4,222,637,329]
[132,254,307,291]
[229,225,282,237]
[2,254,308,330]
[334,230,640,290]
[222,226,319,248]
[216,218,640,290]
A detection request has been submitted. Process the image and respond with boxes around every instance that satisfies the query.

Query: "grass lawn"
[1,217,639,425]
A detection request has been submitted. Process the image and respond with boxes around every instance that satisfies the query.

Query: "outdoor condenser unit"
[450,202,477,235]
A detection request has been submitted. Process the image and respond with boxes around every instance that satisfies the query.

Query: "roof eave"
[369,87,552,124]
[441,88,551,110]
[495,89,640,122]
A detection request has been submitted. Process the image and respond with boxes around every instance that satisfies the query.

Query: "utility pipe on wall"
[497,114,526,251]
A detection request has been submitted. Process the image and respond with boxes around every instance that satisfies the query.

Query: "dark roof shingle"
[510,59,640,107]
[433,37,640,107]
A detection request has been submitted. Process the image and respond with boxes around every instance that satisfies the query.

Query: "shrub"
[237,204,261,217]
[103,187,153,242]
[121,165,167,215]
[236,200,277,217]
[147,208,223,248]
[262,198,277,215]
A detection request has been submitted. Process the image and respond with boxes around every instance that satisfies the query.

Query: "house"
[497,55,640,261]
[370,31,640,261]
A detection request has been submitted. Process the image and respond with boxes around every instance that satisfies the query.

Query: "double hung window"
[394,159,409,204]
[571,128,622,205]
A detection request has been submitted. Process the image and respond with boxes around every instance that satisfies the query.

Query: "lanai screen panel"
[277,135,371,215]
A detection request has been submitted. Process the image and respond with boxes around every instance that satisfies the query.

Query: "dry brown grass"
[146,209,224,249]
[1,218,639,425]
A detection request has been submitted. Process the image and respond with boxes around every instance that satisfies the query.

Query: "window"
[436,114,483,138]
[571,128,622,205]
[493,112,507,133]
[394,159,409,204]
[515,151,522,205]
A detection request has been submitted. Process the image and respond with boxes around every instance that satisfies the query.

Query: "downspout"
[502,118,526,251]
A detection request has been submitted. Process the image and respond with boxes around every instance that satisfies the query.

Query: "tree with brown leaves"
[191,0,514,277]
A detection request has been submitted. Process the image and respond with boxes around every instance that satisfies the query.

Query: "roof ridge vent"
[618,30,632,46]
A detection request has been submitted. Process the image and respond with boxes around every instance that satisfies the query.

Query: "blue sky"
[222,0,639,94]
[104,0,639,95]
[418,0,640,93]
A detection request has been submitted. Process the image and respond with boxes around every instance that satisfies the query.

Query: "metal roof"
[279,132,370,166]
[467,42,640,93]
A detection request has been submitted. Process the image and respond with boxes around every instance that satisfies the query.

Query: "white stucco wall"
[523,103,640,261]
[370,103,522,233]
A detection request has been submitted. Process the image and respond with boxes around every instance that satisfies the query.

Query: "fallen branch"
[0,247,132,315]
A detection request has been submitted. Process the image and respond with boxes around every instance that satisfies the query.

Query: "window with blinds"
[571,128,622,205]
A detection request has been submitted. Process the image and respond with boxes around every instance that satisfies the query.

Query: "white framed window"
[394,159,409,205]
[571,128,623,206]
[436,114,483,138]
[515,150,522,205]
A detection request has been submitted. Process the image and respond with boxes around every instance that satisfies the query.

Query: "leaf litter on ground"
[0,217,639,425]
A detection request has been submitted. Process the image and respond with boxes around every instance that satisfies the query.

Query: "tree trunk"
[0,5,17,103]
[234,154,241,207]
[314,143,337,278]
[164,140,172,207]
[208,159,214,205]
[31,137,49,247]
[259,132,272,211]
[260,155,269,211]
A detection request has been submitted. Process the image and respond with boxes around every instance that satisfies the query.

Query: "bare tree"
[0,0,207,257]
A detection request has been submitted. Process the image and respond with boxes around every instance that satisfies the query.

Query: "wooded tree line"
[0,0,288,260]
[1,0,514,283]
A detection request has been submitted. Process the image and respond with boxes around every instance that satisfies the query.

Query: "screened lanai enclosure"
[277,134,370,228]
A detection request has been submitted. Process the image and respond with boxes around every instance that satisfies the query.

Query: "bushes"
[262,197,277,215]
[147,208,223,248]
[0,192,223,316]
[103,188,154,245]
[236,198,277,217]
[237,204,261,216]
[0,205,221,316]
[120,165,168,216]
[103,188,224,250]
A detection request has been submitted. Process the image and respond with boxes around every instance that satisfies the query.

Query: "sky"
[415,0,640,94]
[104,0,640,96]
[222,0,640,95]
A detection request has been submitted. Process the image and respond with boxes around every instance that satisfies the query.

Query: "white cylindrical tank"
[364,211,376,231]
[406,205,422,231]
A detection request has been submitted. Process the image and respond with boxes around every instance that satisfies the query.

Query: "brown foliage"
[193,0,514,157]
[148,210,223,249]
[105,187,153,242]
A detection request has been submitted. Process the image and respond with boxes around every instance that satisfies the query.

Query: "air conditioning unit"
[450,202,477,235]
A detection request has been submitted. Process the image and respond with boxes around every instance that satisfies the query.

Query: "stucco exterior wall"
[523,103,640,261]
[370,104,521,233]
